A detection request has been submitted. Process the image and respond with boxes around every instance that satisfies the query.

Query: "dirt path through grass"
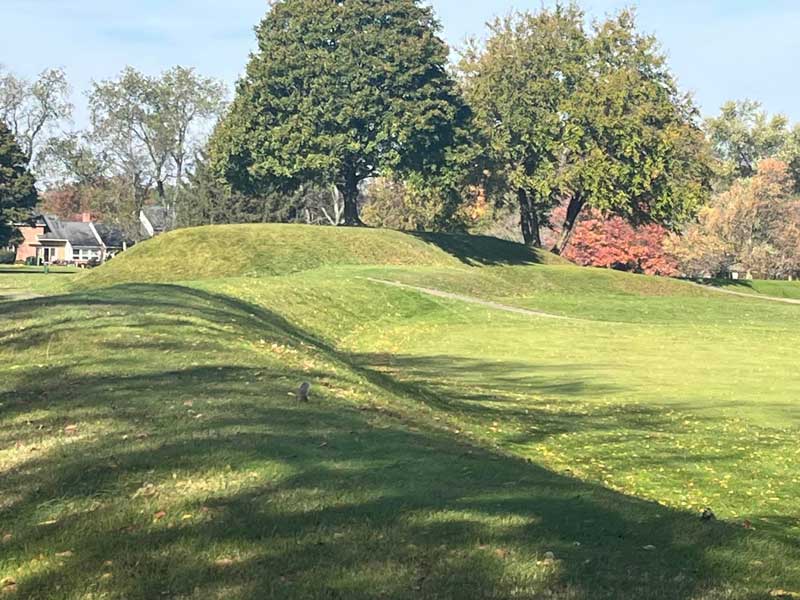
[691,282,800,305]
[365,277,581,320]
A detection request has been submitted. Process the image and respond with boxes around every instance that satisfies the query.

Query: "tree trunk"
[338,175,363,227]
[517,188,542,247]
[553,194,585,255]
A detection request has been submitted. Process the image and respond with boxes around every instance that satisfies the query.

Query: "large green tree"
[459,5,587,247]
[462,5,711,252]
[0,121,37,246]
[210,0,468,226]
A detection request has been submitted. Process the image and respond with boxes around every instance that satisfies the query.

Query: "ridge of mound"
[77,224,566,287]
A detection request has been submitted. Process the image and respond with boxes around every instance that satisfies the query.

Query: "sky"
[2,0,800,127]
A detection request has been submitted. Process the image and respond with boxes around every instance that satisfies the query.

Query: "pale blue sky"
[2,0,799,125]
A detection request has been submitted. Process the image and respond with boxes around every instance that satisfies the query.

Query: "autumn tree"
[556,208,678,276]
[669,159,800,279]
[0,121,37,246]
[210,0,469,226]
[462,5,711,251]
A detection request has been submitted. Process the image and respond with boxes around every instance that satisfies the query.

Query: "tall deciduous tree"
[0,121,37,246]
[462,5,711,252]
[89,66,226,222]
[459,5,587,247]
[0,67,72,169]
[210,0,468,226]
[706,100,789,183]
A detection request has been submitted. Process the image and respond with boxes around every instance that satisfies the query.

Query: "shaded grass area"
[2,283,799,599]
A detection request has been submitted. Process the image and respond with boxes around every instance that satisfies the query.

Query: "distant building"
[11,213,131,266]
[139,206,171,238]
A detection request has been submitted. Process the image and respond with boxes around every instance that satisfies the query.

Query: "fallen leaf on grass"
[153,511,167,521]
[64,424,78,435]
[214,558,235,567]
[771,591,800,599]
[642,545,657,551]
[0,578,16,595]
[1,534,11,544]
[55,551,73,558]
[132,483,157,499]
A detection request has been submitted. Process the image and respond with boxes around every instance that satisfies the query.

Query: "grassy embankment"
[1,225,798,599]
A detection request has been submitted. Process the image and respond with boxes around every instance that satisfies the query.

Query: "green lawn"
[1,226,799,599]
[0,266,79,301]
[703,278,800,301]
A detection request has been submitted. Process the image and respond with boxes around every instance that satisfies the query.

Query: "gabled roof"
[94,223,130,249]
[141,206,170,233]
[34,214,127,250]
[39,216,101,248]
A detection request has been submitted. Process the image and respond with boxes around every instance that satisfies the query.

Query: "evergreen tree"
[209,0,468,225]
[0,121,37,246]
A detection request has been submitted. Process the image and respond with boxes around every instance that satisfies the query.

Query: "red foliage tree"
[38,185,83,218]
[546,204,679,276]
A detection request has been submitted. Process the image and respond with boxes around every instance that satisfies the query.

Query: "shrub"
[0,250,16,264]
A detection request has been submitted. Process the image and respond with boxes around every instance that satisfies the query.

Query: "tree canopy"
[460,5,712,251]
[210,0,469,225]
[0,121,37,246]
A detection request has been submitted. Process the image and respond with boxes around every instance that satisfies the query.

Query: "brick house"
[11,213,130,266]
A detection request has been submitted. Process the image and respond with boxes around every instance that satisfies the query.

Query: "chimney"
[81,212,93,223]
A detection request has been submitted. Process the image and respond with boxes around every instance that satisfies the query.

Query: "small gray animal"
[297,382,311,403]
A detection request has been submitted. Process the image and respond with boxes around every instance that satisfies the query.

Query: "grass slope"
[77,224,566,287]
[2,225,799,599]
[704,278,800,300]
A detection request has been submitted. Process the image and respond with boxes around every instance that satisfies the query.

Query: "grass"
[701,278,800,301]
[75,224,564,288]
[1,225,799,599]
[0,266,78,300]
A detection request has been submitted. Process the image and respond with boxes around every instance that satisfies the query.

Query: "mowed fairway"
[1,225,799,599]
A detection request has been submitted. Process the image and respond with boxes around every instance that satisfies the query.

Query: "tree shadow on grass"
[1,284,798,599]
[409,232,548,267]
